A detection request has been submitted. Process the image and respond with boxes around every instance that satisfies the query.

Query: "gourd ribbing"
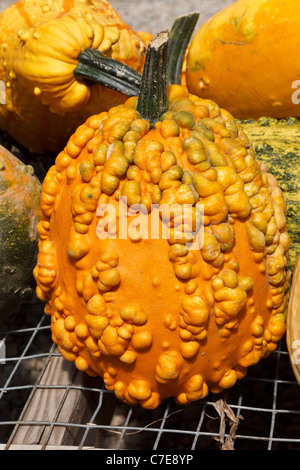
[0,0,147,153]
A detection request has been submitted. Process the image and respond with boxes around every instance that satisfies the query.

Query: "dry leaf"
[212,399,243,450]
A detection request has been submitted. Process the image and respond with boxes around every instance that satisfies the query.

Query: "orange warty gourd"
[0,0,147,153]
[34,33,290,409]
[185,0,300,119]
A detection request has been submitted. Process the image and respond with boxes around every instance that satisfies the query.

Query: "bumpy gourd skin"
[0,0,147,153]
[186,0,300,119]
[34,84,290,409]
[240,117,300,272]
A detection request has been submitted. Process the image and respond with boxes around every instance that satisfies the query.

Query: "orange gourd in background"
[33,33,290,409]
[185,0,300,119]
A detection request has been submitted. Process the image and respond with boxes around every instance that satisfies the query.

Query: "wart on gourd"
[34,25,290,408]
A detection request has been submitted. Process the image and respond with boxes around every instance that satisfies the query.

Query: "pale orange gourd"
[186,0,300,119]
[34,33,290,408]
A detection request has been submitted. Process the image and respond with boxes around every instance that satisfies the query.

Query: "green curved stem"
[74,49,141,96]
[167,12,200,85]
[73,12,199,97]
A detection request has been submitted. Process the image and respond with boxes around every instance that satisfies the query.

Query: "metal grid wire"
[1,300,300,451]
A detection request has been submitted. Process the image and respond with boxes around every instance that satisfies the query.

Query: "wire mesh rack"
[1,299,300,451]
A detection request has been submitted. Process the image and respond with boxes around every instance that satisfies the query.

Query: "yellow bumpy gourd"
[0,0,147,153]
